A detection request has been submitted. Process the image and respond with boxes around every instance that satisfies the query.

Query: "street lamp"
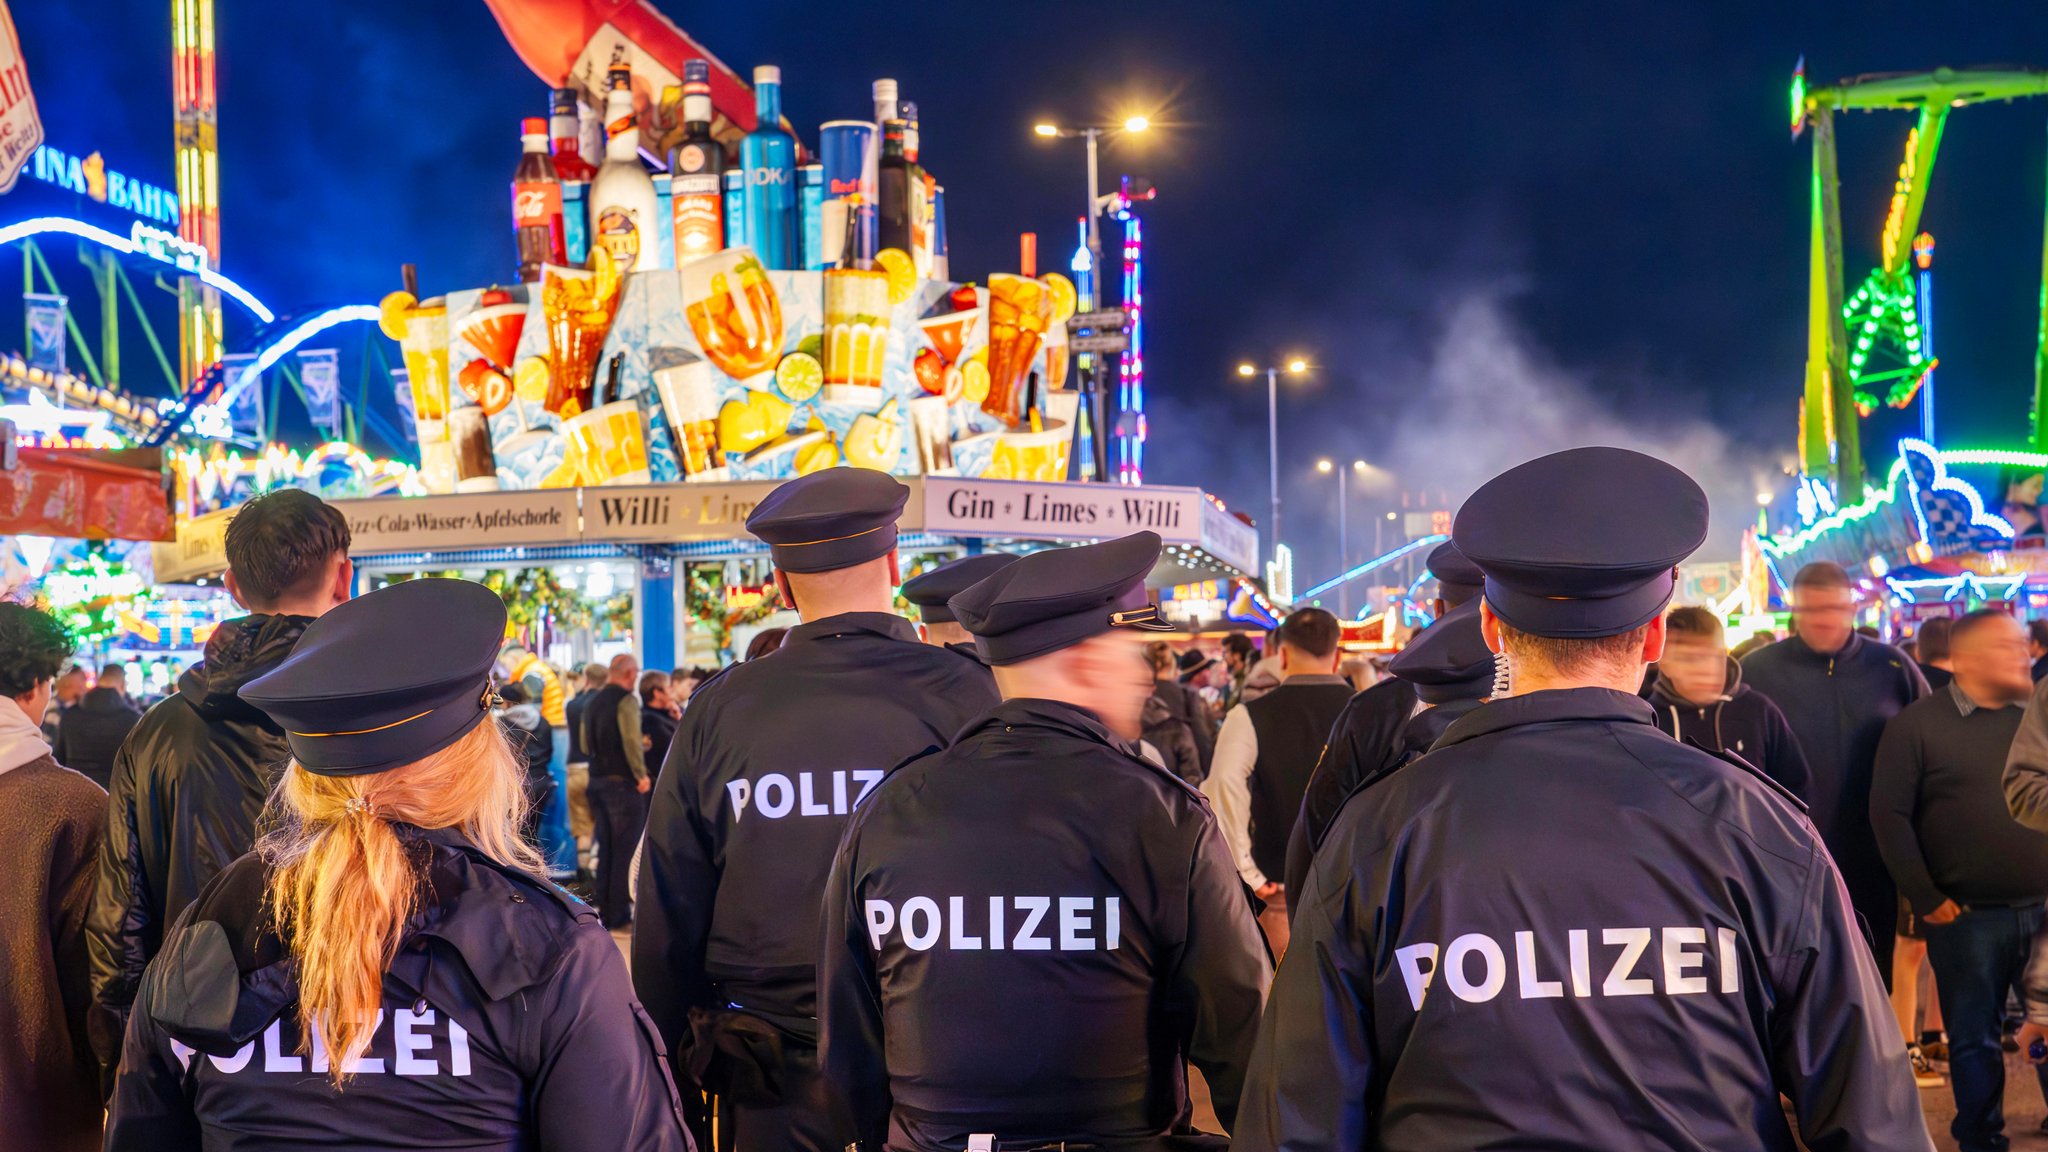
[1317,458,1368,616]
[1237,358,1311,571]
[1032,116,1151,282]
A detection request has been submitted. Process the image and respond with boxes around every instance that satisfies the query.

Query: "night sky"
[16,1,2048,580]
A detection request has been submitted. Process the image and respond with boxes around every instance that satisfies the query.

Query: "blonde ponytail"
[260,718,543,1085]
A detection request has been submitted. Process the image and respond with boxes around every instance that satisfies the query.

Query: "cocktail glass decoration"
[821,267,891,404]
[457,296,533,434]
[541,246,624,420]
[680,246,785,390]
[917,306,982,368]
[984,274,1054,428]
[652,361,728,482]
[387,299,455,493]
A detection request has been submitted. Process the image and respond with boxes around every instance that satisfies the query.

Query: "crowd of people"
[10,451,2048,1150]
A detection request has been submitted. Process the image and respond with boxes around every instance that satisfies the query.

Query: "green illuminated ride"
[1790,61,2048,493]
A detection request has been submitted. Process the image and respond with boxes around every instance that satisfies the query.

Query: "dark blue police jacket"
[819,698,1271,1152]
[1234,688,1931,1152]
[105,825,692,1152]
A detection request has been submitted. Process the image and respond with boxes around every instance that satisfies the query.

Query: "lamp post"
[1318,458,1368,617]
[1033,116,1150,287]
[1238,357,1309,573]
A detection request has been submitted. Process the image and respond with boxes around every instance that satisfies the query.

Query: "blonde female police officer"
[1234,447,1928,1152]
[105,578,691,1152]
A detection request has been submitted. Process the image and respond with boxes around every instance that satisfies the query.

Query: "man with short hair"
[585,652,648,929]
[819,531,1270,1149]
[40,664,89,744]
[87,487,352,1087]
[1204,606,1351,957]
[639,669,680,771]
[1874,609,2048,1151]
[1649,606,1810,798]
[1917,616,1956,691]
[563,661,607,872]
[54,664,143,790]
[636,468,999,1152]
[1235,447,1927,1151]
[1743,560,1928,978]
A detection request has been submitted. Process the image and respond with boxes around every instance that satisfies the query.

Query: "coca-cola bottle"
[512,117,565,281]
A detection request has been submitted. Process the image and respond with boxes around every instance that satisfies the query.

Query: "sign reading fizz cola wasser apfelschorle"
[326,490,581,552]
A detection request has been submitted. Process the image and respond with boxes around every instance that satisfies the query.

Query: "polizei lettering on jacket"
[1394,926,1743,1009]
[727,770,884,822]
[167,1010,474,1077]
[864,896,1123,952]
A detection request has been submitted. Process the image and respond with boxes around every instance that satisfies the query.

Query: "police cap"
[242,578,507,776]
[1453,446,1708,639]
[901,553,1020,624]
[1389,598,1494,704]
[746,467,909,574]
[949,531,1175,665]
[1426,541,1484,606]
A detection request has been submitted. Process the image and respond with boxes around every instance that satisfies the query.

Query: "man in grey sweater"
[1876,609,2048,1152]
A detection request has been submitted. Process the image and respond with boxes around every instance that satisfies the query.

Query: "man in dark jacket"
[54,665,143,790]
[1147,641,1216,776]
[1742,560,1927,979]
[1140,692,1202,783]
[1651,607,1811,798]
[640,670,680,774]
[86,488,351,1089]
[585,653,648,930]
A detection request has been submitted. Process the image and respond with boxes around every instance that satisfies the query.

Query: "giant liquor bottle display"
[740,65,798,270]
[395,58,1094,498]
[668,60,726,265]
[588,65,663,275]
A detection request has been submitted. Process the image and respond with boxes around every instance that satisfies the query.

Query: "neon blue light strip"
[1298,534,1448,601]
[0,215,274,323]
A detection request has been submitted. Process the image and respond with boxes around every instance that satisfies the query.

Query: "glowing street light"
[1317,457,1373,617]
[1032,114,1157,284]
[1033,123,1059,137]
[1239,356,1315,571]
[1123,115,1151,133]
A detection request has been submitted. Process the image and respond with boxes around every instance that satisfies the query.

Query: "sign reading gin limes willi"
[922,476,1203,546]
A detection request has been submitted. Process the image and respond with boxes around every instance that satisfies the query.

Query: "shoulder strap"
[1690,738,1809,811]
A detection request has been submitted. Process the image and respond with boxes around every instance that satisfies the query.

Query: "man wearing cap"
[1281,540,1486,904]
[900,552,1018,653]
[634,468,998,1152]
[819,531,1271,1152]
[1234,447,1927,1151]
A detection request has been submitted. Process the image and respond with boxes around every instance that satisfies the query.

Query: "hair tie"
[343,795,374,817]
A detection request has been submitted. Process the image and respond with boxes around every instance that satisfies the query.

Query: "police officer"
[105,578,690,1152]
[1282,540,1487,902]
[900,552,1019,652]
[1234,447,1930,1151]
[634,468,999,1152]
[819,531,1271,1152]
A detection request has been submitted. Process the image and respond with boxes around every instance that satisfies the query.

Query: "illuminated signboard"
[22,144,181,230]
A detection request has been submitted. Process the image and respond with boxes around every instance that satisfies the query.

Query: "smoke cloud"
[1371,290,1784,563]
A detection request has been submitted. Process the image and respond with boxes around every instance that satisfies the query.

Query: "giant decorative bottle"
[668,59,727,263]
[740,64,798,270]
[589,64,662,274]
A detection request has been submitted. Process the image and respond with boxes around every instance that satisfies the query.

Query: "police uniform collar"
[962,698,1144,759]
[395,824,590,1003]
[784,611,920,647]
[1433,687,1656,752]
